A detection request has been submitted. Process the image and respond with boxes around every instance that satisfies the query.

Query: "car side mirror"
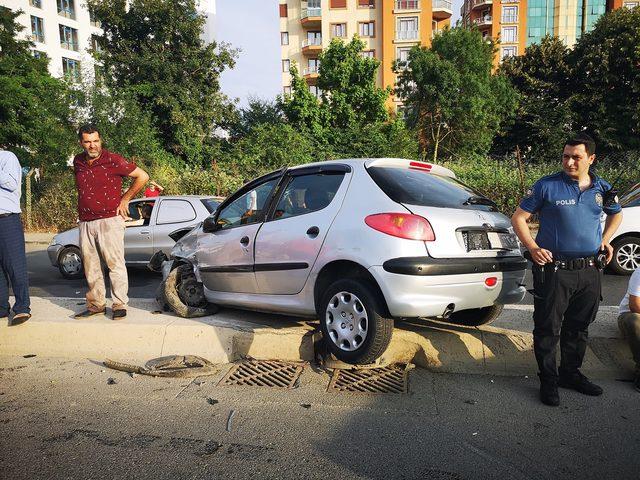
[202,215,219,233]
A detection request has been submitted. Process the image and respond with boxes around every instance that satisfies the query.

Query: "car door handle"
[240,236,250,246]
[140,231,150,235]
[306,226,319,238]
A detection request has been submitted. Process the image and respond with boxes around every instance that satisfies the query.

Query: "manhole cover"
[327,365,409,394]
[218,360,304,389]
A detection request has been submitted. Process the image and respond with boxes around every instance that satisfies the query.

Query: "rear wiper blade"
[463,195,497,207]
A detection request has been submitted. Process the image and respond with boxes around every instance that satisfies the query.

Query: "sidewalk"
[0,297,634,378]
[24,232,56,244]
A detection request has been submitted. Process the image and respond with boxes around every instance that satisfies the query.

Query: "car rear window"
[620,183,640,207]
[367,166,497,211]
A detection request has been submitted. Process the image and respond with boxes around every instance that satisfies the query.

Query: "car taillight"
[365,213,436,241]
[485,277,498,287]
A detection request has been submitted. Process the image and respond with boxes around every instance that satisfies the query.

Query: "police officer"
[511,134,623,406]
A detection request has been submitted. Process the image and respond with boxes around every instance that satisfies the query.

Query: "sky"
[216,0,464,107]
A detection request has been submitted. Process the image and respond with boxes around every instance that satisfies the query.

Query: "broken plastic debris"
[23,354,36,358]
[300,403,311,409]
[206,397,218,405]
[472,432,478,436]
[107,378,117,385]
[129,372,136,378]
[103,355,217,378]
[226,410,236,432]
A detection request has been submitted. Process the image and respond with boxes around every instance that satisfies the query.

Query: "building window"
[623,1,639,7]
[62,57,80,80]
[501,26,517,43]
[397,16,419,40]
[361,50,375,58]
[330,0,347,8]
[397,46,412,63]
[30,0,42,8]
[501,6,518,23]
[59,24,79,51]
[282,59,290,73]
[358,0,376,7]
[501,46,517,60]
[306,58,320,74]
[359,21,375,37]
[395,0,419,9]
[91,34,103,53]
[309,85,322,98]
[331,23,347,38]
[30,16,45,43]
[283,86,292,95]
[279,3,287,17]
[281,32,289,45]
[89,8,101,28]
[57,0,75,19]
[305,31,322,46]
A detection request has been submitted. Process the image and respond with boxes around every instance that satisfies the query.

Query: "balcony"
[472,0,492,10]
[474,16,492,27]
[302,37,322,55]
[300,7,321,28]
[394,0,419,10]
[396,30,419,41]
[432,0,452,20]
[303,66,319,83]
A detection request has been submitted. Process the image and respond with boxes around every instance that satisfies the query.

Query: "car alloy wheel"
[616,242,640,272]
[325,291,369,352]
[58,246,83,279]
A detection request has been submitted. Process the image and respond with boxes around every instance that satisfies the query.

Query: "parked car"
[154,158,527,365]
[48,195,223,279]
[608,183,640,275]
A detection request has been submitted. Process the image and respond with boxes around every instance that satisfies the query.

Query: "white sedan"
[609,183,640,275]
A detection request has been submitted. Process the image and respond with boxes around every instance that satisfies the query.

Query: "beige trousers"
[79,216,128,311]
[618,312,640,374]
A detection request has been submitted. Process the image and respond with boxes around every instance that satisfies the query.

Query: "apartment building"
[460,0,635,63]
[1,0,216,81]
[279,0,452,105]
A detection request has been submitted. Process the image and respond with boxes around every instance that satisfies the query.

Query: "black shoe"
[10,313,31,326]
[634,373,640,393]
[558,371,603,396]
[74,309,106,319]
[539,377,560,407]
[112,309,127,320]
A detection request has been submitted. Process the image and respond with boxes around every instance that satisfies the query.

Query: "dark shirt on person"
[519,171,622,259]
[73,149,136,222]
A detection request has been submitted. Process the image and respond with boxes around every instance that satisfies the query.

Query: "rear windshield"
[620,183,640,207]
[367,166,498,211]
[201,198,221,213]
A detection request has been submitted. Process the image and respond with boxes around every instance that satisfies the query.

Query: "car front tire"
[58,246,84,280]
[164,264,219,318]
[447,304,504,327]
[319,278,393,365]
[609,236,640,275]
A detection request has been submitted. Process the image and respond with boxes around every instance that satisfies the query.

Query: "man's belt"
[552,256,597,270]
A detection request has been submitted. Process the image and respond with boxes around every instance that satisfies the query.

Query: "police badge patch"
[524,187,534,198]
[595,192,603,207]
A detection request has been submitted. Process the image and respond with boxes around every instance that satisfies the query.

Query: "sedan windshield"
[367,166,498,212]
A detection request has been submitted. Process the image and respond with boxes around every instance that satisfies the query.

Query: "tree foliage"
[395,27,518,162]
[570,7,640,151]
[88,0,237,166]
[0,8,76,169]
[496,35,573,161]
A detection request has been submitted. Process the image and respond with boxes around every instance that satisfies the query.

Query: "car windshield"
[201,198,220,213]
[367,166,498,211]
[620,183,640,207]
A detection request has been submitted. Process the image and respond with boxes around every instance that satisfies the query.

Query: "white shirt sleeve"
[246,190,257,210]
[629,268,640,298]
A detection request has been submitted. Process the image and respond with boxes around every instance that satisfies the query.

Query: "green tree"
[228,97,284,140]
[395,27,518,162]
[88,0,237,166]
[496,35,573,162]
[570,7,640,151]
[0,8,75,169]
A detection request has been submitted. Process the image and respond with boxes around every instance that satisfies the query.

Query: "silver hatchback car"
[161,158,527,364]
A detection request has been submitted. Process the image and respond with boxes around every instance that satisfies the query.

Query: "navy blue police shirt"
[519,172,622,259]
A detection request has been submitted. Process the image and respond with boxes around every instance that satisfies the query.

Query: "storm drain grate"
[327,365,409,394]
[218,360,304,389]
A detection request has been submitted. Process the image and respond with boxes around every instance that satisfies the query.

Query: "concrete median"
[0,297,634,378]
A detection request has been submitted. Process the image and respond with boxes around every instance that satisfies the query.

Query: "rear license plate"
[493,232,519,250]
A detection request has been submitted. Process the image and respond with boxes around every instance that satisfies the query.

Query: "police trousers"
[531,263,602,379]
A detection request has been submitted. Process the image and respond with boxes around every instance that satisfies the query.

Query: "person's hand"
[530,247,553,265]
[117,198,132,220]
[599,241,614,264]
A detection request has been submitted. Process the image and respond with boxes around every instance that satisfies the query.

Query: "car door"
[124,199,156,263]
[198,174,282,294]
[152,198,199,256]
[253,165,350,295]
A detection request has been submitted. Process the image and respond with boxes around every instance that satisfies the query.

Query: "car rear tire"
[447,304,504,327]
[58,246,83,280]
[609,237,640,275]
[319,279,393,365]
[164,264,219,318]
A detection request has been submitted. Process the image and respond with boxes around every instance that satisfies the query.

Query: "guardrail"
[301,7,321,18]
[433,0,452,9]
[302,38,322,47]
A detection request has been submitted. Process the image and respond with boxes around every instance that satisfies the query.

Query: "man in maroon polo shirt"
[73,125,149,320]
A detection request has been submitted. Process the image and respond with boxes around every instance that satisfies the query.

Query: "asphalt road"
[26,243,631,306]
[1,355,638,480]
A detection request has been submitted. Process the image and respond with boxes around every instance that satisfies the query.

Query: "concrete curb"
[0,297,634,378]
